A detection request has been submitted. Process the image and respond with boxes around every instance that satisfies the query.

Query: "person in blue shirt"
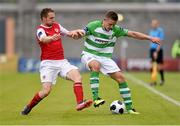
[149,19,165,86]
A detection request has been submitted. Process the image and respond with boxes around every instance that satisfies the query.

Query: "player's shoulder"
[114,25,121,30]
[53,22,60,25]
[37,24,43,29]
[37,24,51,29]
[113,25,125,32]
[52,22,61,28]
[157,27,164,32]
[36,25,45,32]
[87,20,101,28]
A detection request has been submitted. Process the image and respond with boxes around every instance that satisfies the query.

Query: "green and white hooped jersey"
[82,20,128,58]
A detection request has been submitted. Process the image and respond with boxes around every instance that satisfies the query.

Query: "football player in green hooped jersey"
[79,11,161,114]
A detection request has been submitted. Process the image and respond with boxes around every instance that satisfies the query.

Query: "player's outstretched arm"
[127,30,161,45]
[67,29,85,39]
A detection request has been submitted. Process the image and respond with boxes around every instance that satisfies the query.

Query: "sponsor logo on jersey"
[95,38,109,44]
[55,28,59,33]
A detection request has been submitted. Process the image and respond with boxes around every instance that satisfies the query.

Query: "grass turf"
[0,72,180,125]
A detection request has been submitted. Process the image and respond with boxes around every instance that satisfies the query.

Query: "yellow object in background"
[118,13,124,22]
[151,62,158,82]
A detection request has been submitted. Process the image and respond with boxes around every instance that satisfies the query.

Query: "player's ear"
[42,17,45,21]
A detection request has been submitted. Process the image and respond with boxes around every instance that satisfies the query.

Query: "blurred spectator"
[172,36,180,58]
[149,19,165,86]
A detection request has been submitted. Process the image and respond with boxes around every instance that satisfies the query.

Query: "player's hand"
[76,29,85,37]
[68,29,85,39]
[70,31,79,39]
[151,37,161,45]
[51,34,61,41]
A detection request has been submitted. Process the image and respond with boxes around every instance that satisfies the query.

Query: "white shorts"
[39,59,78,85]
[81,52,121,75]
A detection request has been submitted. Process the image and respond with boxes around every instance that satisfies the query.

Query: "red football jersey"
[36,23,64,61]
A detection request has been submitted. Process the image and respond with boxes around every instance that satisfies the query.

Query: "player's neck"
[102,21,109,32]
[41,24,52,28]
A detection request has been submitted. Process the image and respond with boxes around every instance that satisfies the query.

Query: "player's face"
[103,18,117,31]
[151,20,159,29]
[43,12,55,27]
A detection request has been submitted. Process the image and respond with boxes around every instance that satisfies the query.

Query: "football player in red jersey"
[21,8,92,115]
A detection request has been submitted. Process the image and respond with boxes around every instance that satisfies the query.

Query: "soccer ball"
[110,100,126,114]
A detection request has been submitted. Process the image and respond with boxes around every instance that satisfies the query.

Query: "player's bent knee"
[116,76,126,83]
[41,83,52,97]
[89,61,101,71]
[43,88,51,97]
[90,64,100,71]
[73,75,82,83]
[68,69,82,82]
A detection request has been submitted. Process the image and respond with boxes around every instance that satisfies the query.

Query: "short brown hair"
[105,11,118,21]
[40,8,54,20]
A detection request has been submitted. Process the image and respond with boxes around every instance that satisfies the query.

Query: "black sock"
[159,70,164,82]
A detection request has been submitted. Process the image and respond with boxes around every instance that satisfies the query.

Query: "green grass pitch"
[0,71,180,125]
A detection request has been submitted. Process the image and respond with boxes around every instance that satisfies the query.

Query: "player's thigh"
[81,54,100,70]
[150,49,156,62]
[58,59,78,80]
[39,66,59,85]
[100,58,120,75]
[109,71,126,83]
[66,69,82,82]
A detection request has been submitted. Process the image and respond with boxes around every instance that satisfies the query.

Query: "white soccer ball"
[110,100,126,114]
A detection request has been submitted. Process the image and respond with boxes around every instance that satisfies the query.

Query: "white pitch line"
[125,73,180,107]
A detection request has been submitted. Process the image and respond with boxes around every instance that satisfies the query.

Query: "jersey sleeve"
[83,24,92,36]
[83,26,90,36]
[115,26,129,37]
[83,21,98,36]
[59,24,69,36]
[36,28,46,41]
